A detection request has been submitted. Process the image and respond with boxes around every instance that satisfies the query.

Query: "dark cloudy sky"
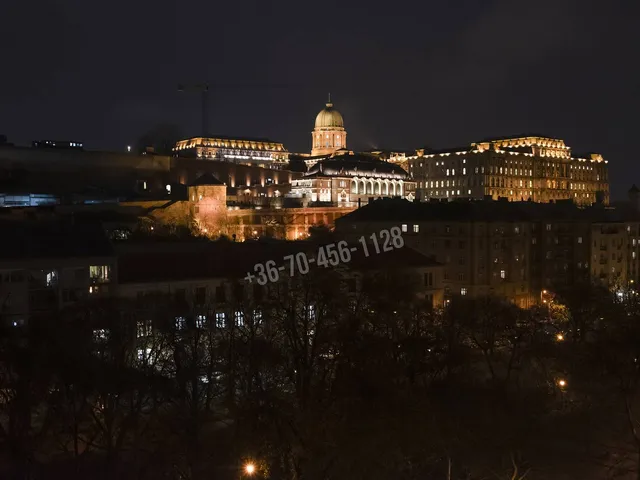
[1,0,638,197]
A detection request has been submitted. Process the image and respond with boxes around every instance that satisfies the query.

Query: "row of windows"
[132,305,319,339]
[134,310,263,338]
[443,269,510,281]
[0,266,110,284]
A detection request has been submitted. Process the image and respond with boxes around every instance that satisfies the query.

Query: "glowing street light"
[244,462,256,476]
[556,333,564,342]
[557,379,567,388]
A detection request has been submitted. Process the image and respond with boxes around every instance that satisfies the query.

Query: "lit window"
[46,271,58,287]
[578,237,583,244]
[234,311,244,327]
[89,265,110,282]
[166,184,171,194]
[196,315,206,329]
[546,224,552,231]
[500,270,506,279]
[413,224,419,233]
[137,348,152,362]
[401,224,408,233]
[175,316,186,330]
[254,309,263,324]
[514,226,520,234]
[307,305,316,320]
[93,328,108,342]
[461,287,467,296]
[215,312,226,328]
[462,168,466,175]
[137,320,152,338]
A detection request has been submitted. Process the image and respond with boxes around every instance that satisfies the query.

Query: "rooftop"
[0,219,114,260]
[190,173,225,186]
[335,197,631,224]
[176,135,285,145]
[474,134,563,144]
[117,239,438,284]
[306,153,411,179]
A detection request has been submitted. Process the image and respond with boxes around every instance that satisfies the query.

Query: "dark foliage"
[0,276,638,479]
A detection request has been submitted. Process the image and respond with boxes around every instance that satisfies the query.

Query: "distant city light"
[127,145,131,152]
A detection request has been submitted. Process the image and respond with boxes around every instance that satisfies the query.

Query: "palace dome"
[315,101,344,128]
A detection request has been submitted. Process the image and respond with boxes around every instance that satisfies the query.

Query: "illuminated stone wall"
[223,206,355,241]
[188,184,228,235]
[407,136,610,205]
[144,188,354,241]
[311,128,347,156]
[174,136,289,166]
[291,176,416,206]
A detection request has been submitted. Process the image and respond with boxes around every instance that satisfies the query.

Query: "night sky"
[1,0,638,197]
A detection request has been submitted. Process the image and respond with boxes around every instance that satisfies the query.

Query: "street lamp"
[242,462,256,478]
[557,378,567,388]
[556,333,564,342]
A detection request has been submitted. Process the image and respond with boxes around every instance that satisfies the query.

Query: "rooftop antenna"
[327,92,332,106]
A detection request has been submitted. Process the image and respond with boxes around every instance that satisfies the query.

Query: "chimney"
[627,186,639,210]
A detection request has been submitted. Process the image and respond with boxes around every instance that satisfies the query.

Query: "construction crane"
[177,83,210,136]
[178,82,303,138]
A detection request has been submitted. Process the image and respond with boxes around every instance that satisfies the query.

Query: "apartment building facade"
[335,198,640,307]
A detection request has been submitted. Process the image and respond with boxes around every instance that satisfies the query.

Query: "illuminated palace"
[399,136,610,206]
[311,95,347,157]
[289,154,416,206]
[288,98,416,205]
[173,135,289,168]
